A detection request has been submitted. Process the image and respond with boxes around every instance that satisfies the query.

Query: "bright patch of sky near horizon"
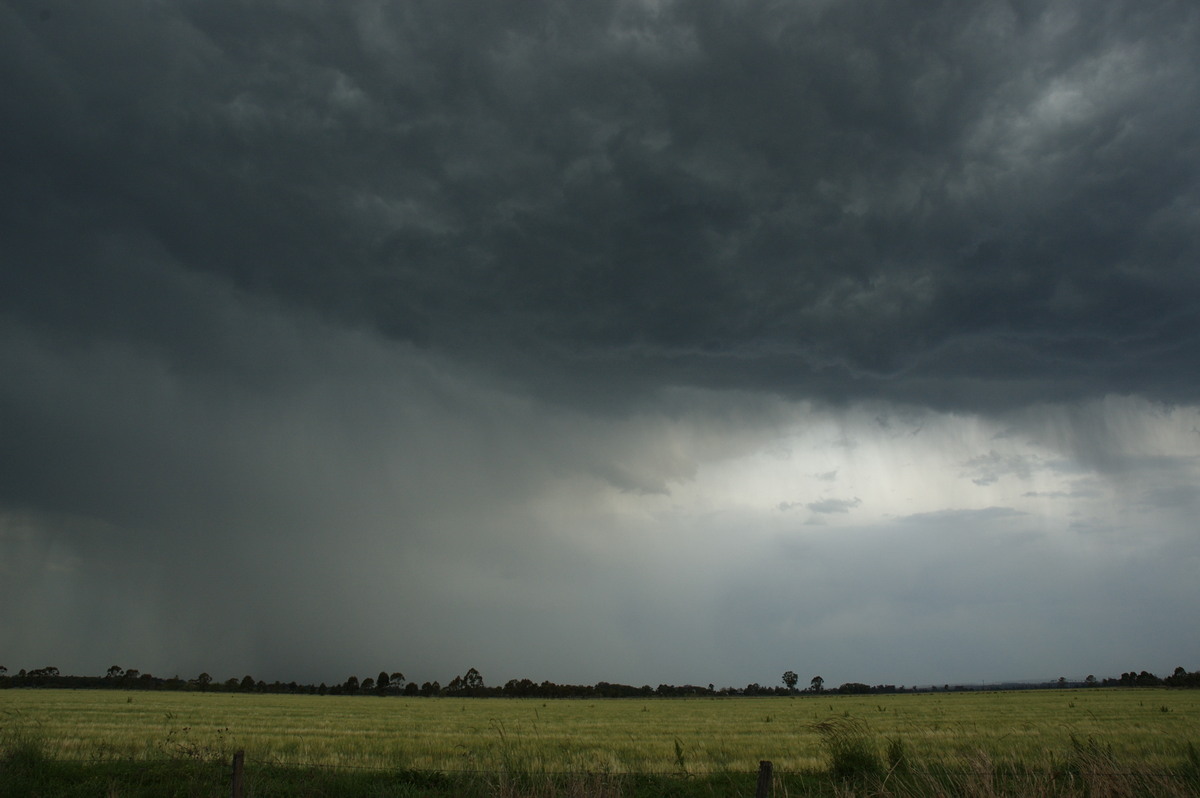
[2,338,1198,686]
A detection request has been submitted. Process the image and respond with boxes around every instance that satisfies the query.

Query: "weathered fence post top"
[231,750,245,798]
[755,759,773,798]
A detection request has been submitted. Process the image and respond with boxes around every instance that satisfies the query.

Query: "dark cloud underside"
[3,0,1198,409]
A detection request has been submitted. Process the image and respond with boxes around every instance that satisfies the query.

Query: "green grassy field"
[3,688,1199,796]
[3,688,1198,772]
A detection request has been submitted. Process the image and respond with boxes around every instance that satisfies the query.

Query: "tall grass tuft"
[1181,740,1200,778]
[1063,733,1114,774]
[673,737,688,776]
[812,716,884,782]
[812,734,1200,798]
[1,722,63,797]
[1,726,50,771]
[885,736,910,776]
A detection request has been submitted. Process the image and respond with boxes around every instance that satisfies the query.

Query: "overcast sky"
[2,0,1199,690]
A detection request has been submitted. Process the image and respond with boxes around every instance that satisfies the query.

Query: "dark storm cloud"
[3,0,1198,410]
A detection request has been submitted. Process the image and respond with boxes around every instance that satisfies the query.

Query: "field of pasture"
[3,687,1198,777]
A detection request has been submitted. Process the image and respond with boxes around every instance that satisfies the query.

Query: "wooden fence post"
[231,750,245,798]
[755,759,772,798]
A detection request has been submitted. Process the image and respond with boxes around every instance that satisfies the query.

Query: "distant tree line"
[1,663,1197,697]
[1102,667,1200,688]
